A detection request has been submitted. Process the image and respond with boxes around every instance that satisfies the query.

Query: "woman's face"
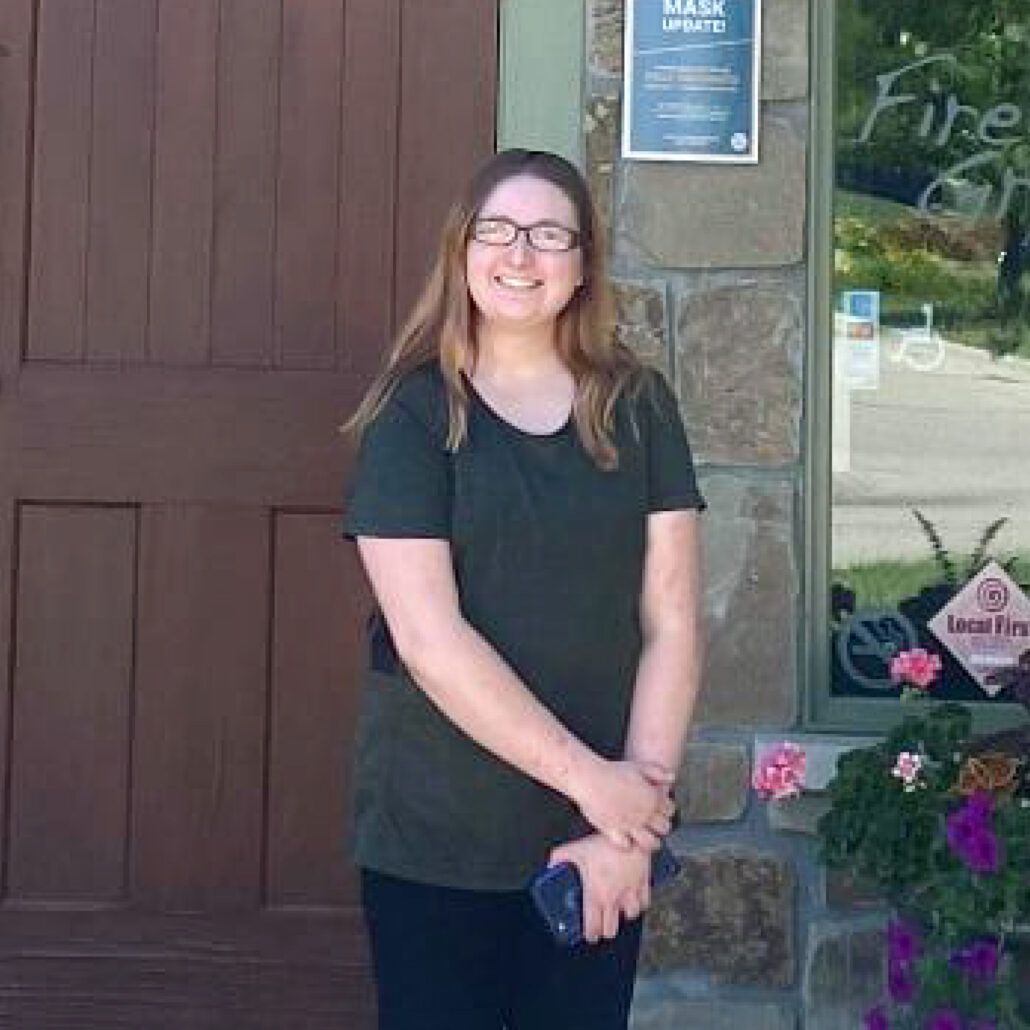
[465,174,584,335]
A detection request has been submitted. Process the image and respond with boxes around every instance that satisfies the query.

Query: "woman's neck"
[472,323,566,385]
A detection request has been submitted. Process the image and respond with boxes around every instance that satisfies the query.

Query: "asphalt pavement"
[831,331,1030,565]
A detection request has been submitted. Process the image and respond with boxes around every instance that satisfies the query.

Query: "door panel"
[87,0,157,363]
[0,0,497,1023]
[131,505,269,911]
[149,0,219,367]
[8,505,136,903]
[267,514,368,908]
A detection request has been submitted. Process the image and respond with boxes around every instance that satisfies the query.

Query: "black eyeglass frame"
[468,216,583,253]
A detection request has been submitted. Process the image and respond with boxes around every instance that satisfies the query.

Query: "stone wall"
[582,1,892,1026]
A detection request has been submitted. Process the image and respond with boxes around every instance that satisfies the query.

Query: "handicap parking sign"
[842,290,880,321]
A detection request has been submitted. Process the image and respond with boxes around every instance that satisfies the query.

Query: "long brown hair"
[345,149,643,468]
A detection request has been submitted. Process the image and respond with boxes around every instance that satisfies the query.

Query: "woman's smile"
[495,274,540,288]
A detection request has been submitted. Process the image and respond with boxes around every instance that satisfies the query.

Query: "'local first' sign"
[929,561,1030,697]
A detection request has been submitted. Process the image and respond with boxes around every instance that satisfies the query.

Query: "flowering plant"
[890,648,944,701]
[753,741,807,800]
[781,650,1030,1028]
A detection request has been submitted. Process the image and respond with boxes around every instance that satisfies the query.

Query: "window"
[810,1,1030,727]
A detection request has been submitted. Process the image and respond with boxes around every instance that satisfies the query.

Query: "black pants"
[360,869,643,1030]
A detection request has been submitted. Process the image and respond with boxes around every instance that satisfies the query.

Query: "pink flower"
[889,648,942,691]
[891,750,924,790]
[753,742,806,800]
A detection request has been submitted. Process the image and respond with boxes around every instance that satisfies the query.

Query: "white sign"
[928,560,1030,697]
[836,290,881,390]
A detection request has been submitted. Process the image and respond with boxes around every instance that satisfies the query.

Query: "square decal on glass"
[929,561,1030,697]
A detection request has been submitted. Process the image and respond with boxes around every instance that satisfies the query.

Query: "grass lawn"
[833,554,1030,610]
[835,188,915,225]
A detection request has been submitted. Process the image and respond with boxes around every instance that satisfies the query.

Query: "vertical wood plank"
[85,0,157,363]
[0,0,33,917]
[27,0,96,362]
[131,505,269,909]
[0,500,13,892]
[0,0,32,378]
[337,0,400,373]
[6,505,136,901]
[149,0,218,367]
[275,0,343,370]
[394,0,498,326]
[266,513,368,908]
[211,0,281,368]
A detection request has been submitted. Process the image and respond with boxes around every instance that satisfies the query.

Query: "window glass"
[831,3,1030,702]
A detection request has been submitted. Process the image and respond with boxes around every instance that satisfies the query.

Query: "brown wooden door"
[0,2,497,1025]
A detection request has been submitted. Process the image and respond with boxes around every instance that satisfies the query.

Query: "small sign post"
[622,0,761,163]
[839,290,881,391]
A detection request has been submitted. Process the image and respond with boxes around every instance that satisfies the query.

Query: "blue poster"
[622,0,761,162]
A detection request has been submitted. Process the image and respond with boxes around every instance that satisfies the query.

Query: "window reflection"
[830,3,1030,700]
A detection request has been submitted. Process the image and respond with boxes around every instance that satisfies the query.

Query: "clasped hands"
[574,755,675,854]
[550,757,675,943]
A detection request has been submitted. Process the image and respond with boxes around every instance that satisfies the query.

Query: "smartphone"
[529,842,681,947]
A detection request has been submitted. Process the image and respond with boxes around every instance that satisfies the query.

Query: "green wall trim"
[804,0,835,727]
[498,0,585,164]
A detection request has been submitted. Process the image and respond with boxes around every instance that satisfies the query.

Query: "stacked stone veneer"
[583,1,891,1026]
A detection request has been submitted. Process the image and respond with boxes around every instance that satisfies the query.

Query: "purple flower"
[923,1010,963,1030]
[961,828,1001,873]
[888,961,917,1003]
[949,937,1000,983]
[947,793,1003,873]
[947,812,978,856]
[864,1005,890,1030]
[887,919,921,964]
[965,789,993,819]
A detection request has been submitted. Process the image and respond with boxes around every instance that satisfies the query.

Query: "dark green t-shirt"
[343,363,705,889]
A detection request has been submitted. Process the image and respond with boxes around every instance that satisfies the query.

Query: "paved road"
[832,331,1030,565]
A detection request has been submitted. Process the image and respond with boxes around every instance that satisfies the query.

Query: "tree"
[836,0,1030,329]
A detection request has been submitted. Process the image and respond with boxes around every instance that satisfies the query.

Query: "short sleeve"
[642,371,706,513]
[343,383,452,540]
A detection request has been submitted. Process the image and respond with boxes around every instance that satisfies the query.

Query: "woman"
[344,149,704,1030]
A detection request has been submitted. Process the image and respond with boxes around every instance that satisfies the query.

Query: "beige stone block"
[585,94,619,233]
[675,742,750,823]
[611,277,670,374]
[767,792,832,834]
[676,277,803,463]
[640,846,796,986]
[763,0,809,101]
[695,474,798,727]
[804,922,887,1029]
[587,0,623,77]
[631,998,796,1030]
[617,115,806,269]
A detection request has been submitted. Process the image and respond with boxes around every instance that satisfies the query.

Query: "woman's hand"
[572,757,675,852]
[548,834,653,943]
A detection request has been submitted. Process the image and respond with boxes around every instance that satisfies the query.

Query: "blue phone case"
[529,842,681,947]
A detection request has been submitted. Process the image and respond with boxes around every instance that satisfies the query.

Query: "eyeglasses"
[470,217,581,253]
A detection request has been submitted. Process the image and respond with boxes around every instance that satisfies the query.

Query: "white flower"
[891,751,924,790]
